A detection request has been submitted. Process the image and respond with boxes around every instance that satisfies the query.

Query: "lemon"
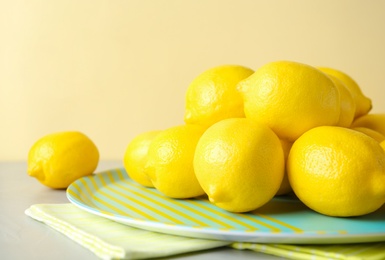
[318,67,372,119]
[352,127,385,142]
[194,118,284,213]
[275,139,293,196]
[145,124,206,199]
[326,74,356,127]
[238,61,340,141]
[184,65,254,127]
[351,113,385,137]
[288,126,385,217]
[381,140,385,151]
[27,131,99,189]
[123,130,162,187]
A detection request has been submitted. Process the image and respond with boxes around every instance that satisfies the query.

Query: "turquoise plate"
[66,168,385,244]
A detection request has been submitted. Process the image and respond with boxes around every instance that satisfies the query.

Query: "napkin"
[25,204,385,260]
[25,204,229,259]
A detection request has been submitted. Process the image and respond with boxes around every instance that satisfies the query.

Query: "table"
[0,161,284,260]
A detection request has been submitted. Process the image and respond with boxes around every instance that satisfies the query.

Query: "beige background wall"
[1,0,385,161]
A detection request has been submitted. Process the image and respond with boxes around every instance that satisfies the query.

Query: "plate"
[67,168,385,244]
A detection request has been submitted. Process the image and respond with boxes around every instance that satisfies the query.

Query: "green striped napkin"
[25,204,385,260]
[25,204,229,259]
[232,242,385,260]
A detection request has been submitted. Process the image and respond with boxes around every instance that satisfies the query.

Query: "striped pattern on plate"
[66,168,385,244]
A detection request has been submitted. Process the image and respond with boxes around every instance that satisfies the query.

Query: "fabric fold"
[25,204,230,260]
[26,203,385,260]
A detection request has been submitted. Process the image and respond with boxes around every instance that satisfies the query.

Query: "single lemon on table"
[123,130,162,187]
[288,126,385,217]
[184,65,254,127]
[194,118,284,213]
[326,74,356,127]
[238,61,340,141]
[318,67,372,119]
[27,131,99,189]
[351,113,385,137]
[145,124,206,199]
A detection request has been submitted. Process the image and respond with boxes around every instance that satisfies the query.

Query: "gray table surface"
[0,161,284,260]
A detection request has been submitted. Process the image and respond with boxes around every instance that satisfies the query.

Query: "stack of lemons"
[27,60,385,218]
[124,60,385,217]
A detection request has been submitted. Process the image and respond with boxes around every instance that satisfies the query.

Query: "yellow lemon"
[123,130,162,187]
[381,140,385,151]
[238,61,340,141]
[275,139,293,196]
[27,131,99,189]
[194,118,284,213]
[184,65,254,127]
[352,127,385,142]
[351,113,385,137]
[145,124,206,199]
[288,126,385,217]
[327,74,356,127]
[318,67,372,119]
